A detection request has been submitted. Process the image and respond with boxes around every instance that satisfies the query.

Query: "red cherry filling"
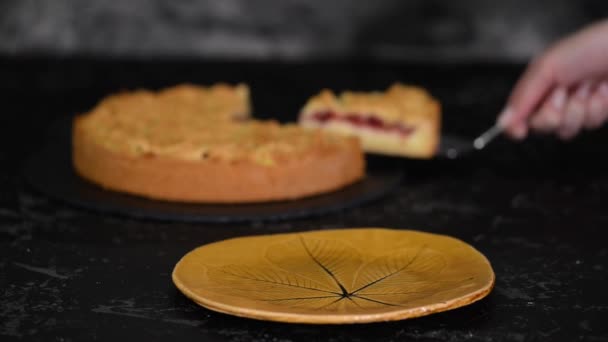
[310,111,415,136]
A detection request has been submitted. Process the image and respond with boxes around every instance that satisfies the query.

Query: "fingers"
[527,81,608,140]
[584,81,608,130]
[498,55,556,139]
[529,87,567,133]
[558,82,592,140]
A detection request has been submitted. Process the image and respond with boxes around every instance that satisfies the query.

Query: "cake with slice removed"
[298,83,441,158]
[73,84,365,203]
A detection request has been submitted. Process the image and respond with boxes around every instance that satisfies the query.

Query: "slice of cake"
[298,83,441,158]
[73,84,365,203]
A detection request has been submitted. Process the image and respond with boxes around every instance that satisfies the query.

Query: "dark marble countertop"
[1,58,607,341]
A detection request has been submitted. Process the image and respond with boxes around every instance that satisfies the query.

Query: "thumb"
[498,56,556,136]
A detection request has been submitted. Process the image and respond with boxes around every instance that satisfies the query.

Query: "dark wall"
[1,0,606,62]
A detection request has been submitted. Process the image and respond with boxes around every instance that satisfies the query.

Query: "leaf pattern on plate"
[205,235,469,311]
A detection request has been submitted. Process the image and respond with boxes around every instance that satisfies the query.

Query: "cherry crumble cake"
[72,84,365,203]
[298,83,441,158]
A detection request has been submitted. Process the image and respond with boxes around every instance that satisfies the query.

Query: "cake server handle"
[473,124,503,150]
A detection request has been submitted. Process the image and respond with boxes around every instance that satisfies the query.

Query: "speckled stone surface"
[1,58,607,341]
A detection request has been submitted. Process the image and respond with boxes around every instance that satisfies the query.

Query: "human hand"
[497,20,608,140]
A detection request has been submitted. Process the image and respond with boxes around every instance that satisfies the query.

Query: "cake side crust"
[73,116,365,203]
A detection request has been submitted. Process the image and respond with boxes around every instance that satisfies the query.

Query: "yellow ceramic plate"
[172,228,494,324]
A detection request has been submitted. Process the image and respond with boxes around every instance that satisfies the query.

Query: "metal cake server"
[439,124,502,159]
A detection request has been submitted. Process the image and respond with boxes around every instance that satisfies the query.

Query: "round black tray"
[22,143,404,223]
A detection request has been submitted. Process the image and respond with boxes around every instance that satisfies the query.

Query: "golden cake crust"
[72,84,365,203]
[299,83,441,158]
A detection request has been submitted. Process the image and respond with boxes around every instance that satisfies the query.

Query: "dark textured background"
[2,2,608,340]
[1,0,607,62]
